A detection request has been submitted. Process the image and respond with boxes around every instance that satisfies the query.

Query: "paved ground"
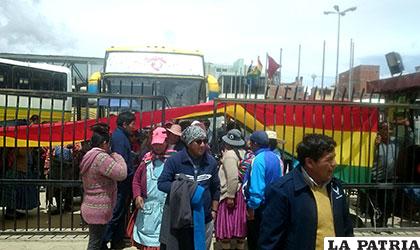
[1,192,419,249]
[0,234,135,250]
[0,231,419,250]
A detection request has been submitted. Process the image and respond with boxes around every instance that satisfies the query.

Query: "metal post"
[348,39,354,100]
[335,13,341,87]
[297,44,301,84]
[324,5,357,89]
[279,48,283,85]
[321,40,326,95]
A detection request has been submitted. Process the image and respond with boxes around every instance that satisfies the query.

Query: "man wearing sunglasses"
[158,125,220,250]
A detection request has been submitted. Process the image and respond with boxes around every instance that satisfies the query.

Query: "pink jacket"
[79,147,127,225]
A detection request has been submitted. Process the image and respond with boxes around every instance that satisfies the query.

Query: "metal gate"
[1,87,419,235]
[211,91,420,233]
[0,88,167,234]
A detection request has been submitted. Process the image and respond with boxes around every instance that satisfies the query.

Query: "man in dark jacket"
[244,131,283,250]
[158,125,220,250]
[102,111,135,250]
[259,134,353,250]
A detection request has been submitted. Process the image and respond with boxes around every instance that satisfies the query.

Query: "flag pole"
[321,40,326,96]
[265,53,268,98]
[278,48,283,85]
[297,44,301,85]
[348,39,354,100]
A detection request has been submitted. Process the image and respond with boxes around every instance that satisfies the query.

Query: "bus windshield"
[101,76,204,110]
[101,47,207,110]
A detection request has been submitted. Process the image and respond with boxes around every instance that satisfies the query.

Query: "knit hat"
[151,127,167,145]
[182,125,207,145]
[222,129,245,147]
[250,131,269,146]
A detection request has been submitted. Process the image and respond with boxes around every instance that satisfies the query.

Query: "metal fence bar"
[212,95,420,232]
[0,88,168,233]
[1,89,419,233]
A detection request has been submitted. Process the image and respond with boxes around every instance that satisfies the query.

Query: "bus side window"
[60,74,66,91]
[41,72,53,90]
[33,70,51,90]
[13,66,30,90]
[53,73,66,91]
[19,78,30,89]
[32,70,41,90]
[0,64,13,88]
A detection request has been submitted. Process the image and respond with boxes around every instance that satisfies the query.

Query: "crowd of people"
[6,111,416,250]
[75,110,356,250]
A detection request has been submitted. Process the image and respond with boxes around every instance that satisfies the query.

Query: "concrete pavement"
[1,231,419,250]
[0,234,136,250]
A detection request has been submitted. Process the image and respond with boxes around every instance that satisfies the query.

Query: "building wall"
[205,59,245,79]
[338,65,380,98]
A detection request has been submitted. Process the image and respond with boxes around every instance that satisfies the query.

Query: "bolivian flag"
[0,101,377,183]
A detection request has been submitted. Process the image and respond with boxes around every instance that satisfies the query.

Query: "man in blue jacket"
[259,134,353,250]
[102,111,135,250]
[244,131,283,250]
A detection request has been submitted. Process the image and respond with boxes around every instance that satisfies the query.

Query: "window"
[19,78,30,89]
[53,73,66,91]
[35,71,53,90]
[13,66,30,89]
[0,64,12,88]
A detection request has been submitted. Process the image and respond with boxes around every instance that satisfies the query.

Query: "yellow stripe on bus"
[0,108,72,122]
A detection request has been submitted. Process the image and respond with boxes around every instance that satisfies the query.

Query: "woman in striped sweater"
[79,123,127,250]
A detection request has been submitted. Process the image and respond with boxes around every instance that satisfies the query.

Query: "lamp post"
[324,5,356,87]
[311,73,317,98]
[311,73,317,88]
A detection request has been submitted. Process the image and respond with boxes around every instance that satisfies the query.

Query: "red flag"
[267,55,280,79]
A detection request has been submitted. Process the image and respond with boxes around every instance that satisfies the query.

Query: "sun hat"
[151,127,167,145]
[266,130,286,144]
[222,129,245,147]
[167,124,182,136]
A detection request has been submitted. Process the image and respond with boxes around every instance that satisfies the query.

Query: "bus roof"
[0,57,71,74]
[106,46,203,56]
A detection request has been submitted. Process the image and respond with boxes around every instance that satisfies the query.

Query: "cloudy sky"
[0,0,419,86]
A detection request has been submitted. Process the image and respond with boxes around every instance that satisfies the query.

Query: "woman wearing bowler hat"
[215,129,248,250]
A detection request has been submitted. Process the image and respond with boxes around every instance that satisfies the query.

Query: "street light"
[324,5,357,88]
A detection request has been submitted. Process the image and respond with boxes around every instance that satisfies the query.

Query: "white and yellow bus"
[0,58,72,124]
[96,46,210,110]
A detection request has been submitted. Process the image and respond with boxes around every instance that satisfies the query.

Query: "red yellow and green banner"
[0,101,378,183]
